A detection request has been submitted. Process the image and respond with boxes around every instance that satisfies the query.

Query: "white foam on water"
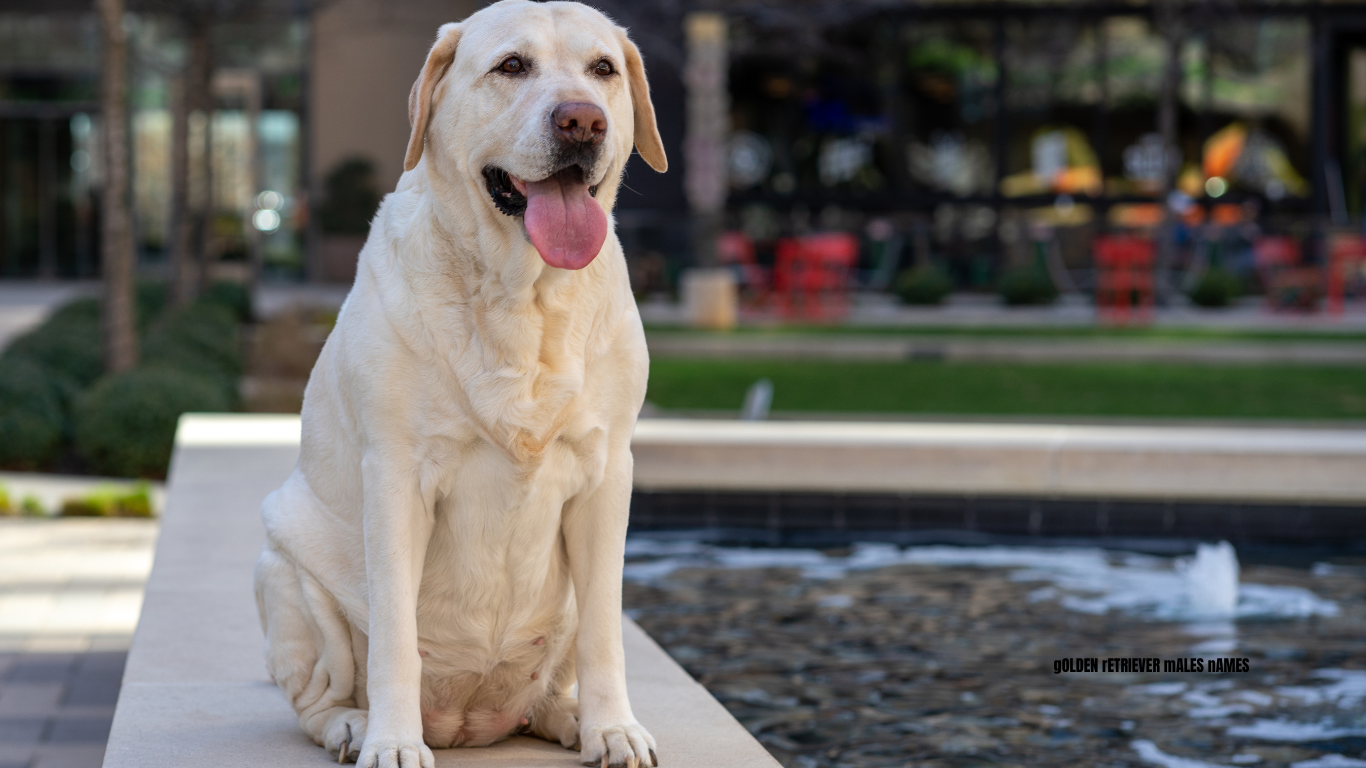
[1274,670,1366,709]
[1132,739,1233,768]
[624,540,1339,622]
[1292,756,1366,768]
[1226,718,1366,742]
[1129,682,1189,696]
[1188,704,1256,719]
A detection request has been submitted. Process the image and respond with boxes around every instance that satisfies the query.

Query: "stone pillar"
[682,12,735,329]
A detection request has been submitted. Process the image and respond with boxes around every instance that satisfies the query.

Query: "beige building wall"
[312,0,484,195]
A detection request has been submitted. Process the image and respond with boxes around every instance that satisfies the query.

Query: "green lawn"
[646,359,1366,420]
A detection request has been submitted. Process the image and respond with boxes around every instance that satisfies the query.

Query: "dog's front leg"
[358,454,434,768]
[563,451,657,768]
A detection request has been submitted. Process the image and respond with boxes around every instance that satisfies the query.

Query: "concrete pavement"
[0,520,158,768]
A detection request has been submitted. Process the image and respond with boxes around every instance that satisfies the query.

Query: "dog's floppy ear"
[616,30,667,173]
[405,23,462,172]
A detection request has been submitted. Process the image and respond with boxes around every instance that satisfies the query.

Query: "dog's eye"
[593,59,614,77]
[499,57,524,74]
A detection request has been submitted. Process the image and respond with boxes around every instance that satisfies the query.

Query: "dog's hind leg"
[255,543,369,763]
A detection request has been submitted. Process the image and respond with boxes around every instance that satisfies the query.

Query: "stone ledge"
[103,416,779,768]
[174,414,1366,504]
[631,419,1366,504]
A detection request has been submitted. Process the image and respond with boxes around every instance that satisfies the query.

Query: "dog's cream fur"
[253,3,666,767]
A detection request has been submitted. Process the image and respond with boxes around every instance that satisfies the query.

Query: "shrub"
[0,358,68,469]
[1189,268,1242,309]
[141,302,242,403]
[60,482,154,518]
[3,306,103,388]
[894,264,955,306]
[74,368,230,478]
[136,281,168,328]
[201,281,253,323]
[998,266,1059,306]
[46,296,101,326]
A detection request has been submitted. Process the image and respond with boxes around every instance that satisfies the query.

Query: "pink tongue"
[523,173,607,270]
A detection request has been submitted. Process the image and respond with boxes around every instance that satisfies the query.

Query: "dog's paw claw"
[649,748,658,767]
[355,739,433,768]
[324,711,367,764]
[579,723,656,768]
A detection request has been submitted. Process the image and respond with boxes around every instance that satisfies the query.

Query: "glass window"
[727,19,895,197]
[1001,18,1104,199]
[1198,19,1311,204]
[900,21,998,198]
[1103,16,1170,198]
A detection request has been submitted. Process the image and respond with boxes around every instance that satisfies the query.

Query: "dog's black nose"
[551,102,606,146]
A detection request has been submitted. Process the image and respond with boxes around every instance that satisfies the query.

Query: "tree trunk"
[97,0,137,374]
[167,72,194,306]
[184,20,215,301]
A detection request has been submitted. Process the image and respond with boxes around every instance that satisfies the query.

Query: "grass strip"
[646,359,1366,420]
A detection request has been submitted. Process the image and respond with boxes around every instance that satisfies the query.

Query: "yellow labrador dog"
[253,2,666,767]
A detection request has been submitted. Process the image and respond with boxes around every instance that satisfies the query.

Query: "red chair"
[1327,234,1365,315]
[1254,236,1321,311]
[772,233,859,320]
[1094,235,1155,325]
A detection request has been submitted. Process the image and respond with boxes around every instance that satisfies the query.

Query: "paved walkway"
[0,520,159,768]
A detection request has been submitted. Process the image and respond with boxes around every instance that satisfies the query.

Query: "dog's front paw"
[579,722,656,768]
[356,735,433,768]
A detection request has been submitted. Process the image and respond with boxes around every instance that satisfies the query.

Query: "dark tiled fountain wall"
[629,491,1366,549]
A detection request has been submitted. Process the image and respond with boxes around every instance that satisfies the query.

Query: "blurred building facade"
[710,0,1343,296]
[0,0,1362,290]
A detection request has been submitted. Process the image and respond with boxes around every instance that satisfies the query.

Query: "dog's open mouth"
[483,166,605,270]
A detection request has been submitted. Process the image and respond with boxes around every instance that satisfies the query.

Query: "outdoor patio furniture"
[1254,235,1322,311]
[772,233,860,320]
[1093,235,1155,324]
[1327,232,1366,315]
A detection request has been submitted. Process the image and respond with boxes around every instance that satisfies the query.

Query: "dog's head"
[404,0,667,271]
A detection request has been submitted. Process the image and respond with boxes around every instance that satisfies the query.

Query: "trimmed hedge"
[0,358,67,469]
[2,281,248,477]
[998,266,1059,306]
[894,264,955,306]
[201,281,253,323]
[1190,268,1242,309]
[74,367,231,478]
[3,301,104,388]
[141,302,241,404]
